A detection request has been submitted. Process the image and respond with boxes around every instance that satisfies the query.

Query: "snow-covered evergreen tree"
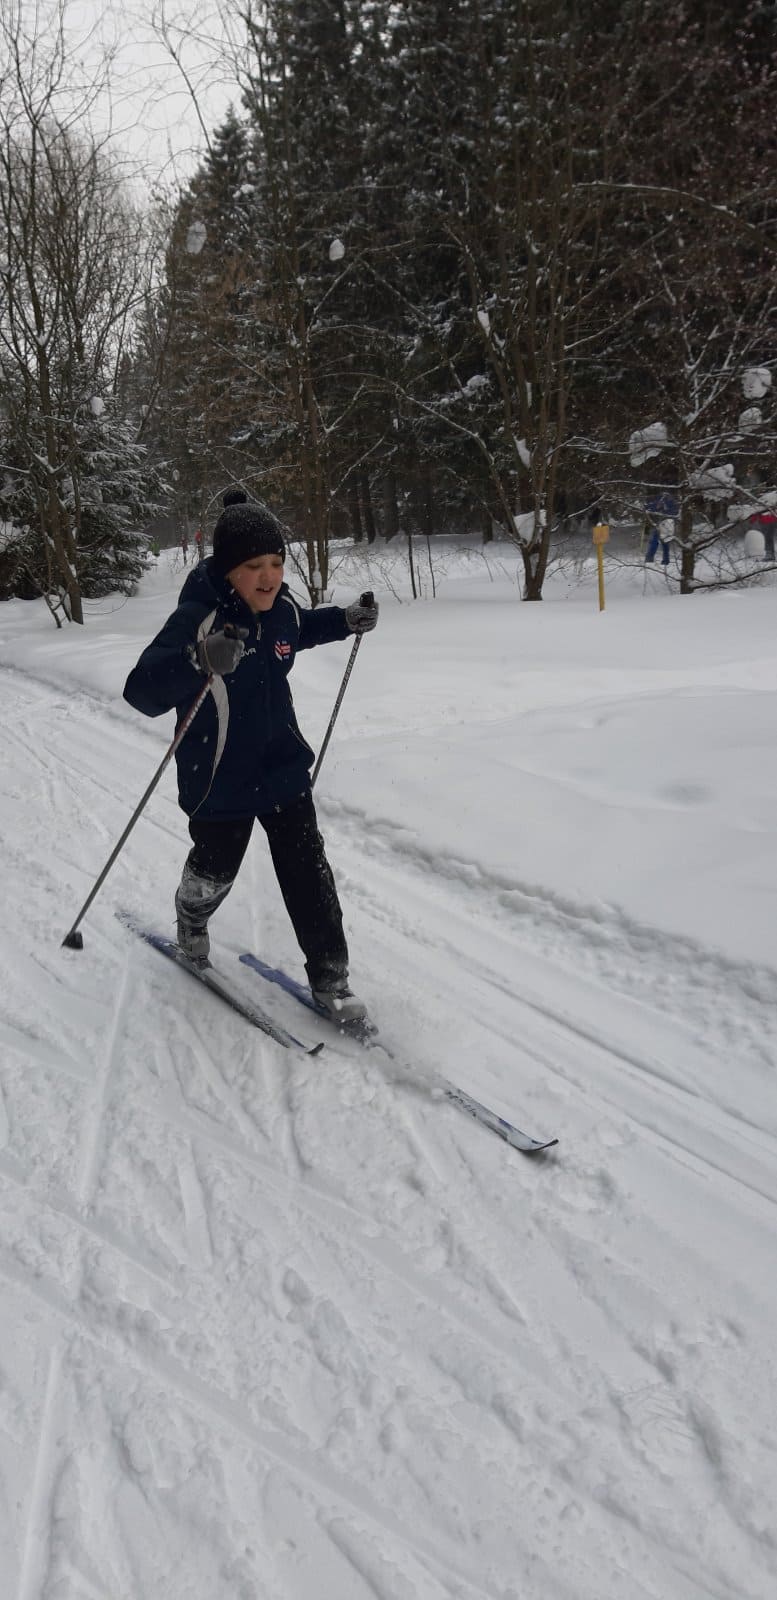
[139,0,775,599]
[236,0,398,596]
[602,0,777,590]
[148,110,264,533]
[381,0,633,596]
[68,396,166,596]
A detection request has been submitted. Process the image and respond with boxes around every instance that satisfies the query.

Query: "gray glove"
[197,625,248,676]
[345,593,379,635]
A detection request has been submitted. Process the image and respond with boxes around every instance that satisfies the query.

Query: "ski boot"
[174,903,211,967]
[174,863,233,968]
[311,979,375,1040]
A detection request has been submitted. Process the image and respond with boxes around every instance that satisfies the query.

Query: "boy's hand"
[197,625,248,676]
[345,593,379,635]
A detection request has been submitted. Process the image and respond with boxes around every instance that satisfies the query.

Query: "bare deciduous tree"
[0,0,157,619]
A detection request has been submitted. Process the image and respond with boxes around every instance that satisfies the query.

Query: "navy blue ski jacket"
[123,559,351,819]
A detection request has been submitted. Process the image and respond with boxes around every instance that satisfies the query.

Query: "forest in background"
[1,0,775,616]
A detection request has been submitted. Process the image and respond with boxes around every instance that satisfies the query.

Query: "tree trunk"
[422,462,435,542]
[348,478,363,542]
[407,525,417,597]
[680,543,695,594]
[37,353,84,622]
[382,469,399,541]
[360,470,378,544]
[521,536,547,601]
[678,502,695,594]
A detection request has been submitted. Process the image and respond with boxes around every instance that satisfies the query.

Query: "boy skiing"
[123,489,378,1024]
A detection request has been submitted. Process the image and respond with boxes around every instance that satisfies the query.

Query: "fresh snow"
[628,422,669,466]
[742,368,772,401]
[1,544,776,1600]
[185,220,207,256]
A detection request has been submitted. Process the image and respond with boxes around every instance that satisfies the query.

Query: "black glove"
[197,625,248,676]
[345,592,379,635]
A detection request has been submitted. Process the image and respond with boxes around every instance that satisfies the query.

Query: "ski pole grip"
[311,594,373,788]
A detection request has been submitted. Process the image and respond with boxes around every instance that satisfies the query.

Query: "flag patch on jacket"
[275,639,291,660]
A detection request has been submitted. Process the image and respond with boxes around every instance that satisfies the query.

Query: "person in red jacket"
[749,508,776,561]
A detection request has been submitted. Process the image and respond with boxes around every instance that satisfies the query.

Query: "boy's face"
[227,553,284,613]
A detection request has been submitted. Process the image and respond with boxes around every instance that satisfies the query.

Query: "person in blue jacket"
[124,489,378,1023]
[644,490,679,567]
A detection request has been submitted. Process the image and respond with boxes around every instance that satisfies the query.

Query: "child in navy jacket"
[124,490,378,1023]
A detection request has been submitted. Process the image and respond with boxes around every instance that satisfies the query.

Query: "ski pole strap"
[311,591,373,790]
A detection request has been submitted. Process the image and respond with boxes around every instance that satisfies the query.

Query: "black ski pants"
[184,789,348,989]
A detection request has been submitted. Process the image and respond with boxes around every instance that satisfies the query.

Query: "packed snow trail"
[1,569,777,1600]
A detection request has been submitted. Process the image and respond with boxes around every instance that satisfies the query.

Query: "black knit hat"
[212,489,286,576]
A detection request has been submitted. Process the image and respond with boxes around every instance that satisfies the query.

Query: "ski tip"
[523,1137,559,1155]
[308,1042,326,1057]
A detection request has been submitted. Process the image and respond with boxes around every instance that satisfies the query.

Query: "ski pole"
[311,591,373,789]
[61,674,214,951]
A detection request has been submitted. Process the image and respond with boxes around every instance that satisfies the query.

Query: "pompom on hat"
[212,489,286,576]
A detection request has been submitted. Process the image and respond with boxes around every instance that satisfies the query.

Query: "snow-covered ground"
[1,544,776,1600]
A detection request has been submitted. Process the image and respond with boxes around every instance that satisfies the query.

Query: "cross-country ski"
[118,914,323,1055]
[239,951,558,1153]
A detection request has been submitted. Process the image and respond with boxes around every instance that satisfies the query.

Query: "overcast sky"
[35,1,238,190]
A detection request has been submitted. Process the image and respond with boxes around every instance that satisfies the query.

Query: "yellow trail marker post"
[592,522,609,611]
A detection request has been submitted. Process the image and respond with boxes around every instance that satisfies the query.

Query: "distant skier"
[194,527,204,562]
[180,531,189,564]
[749,507,776,562]
[644,491,679,568]
[123,489,379,1024]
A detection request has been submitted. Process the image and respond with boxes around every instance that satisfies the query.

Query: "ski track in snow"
[1,664,776,1599]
